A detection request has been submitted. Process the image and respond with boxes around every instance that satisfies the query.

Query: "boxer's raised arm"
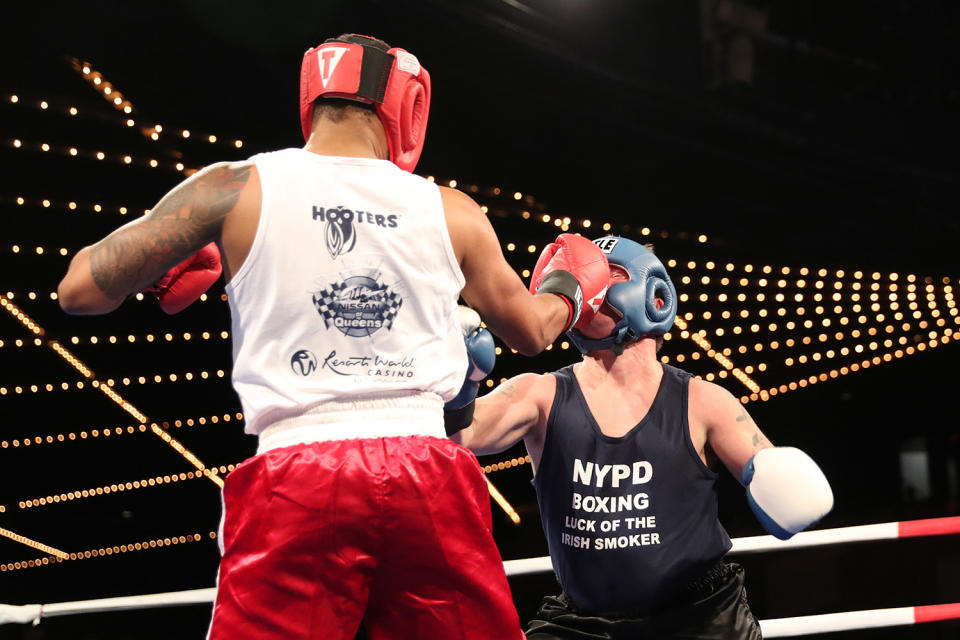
[692,378,833,539]
[451,373,553,456]
[58,161,257,315]
[440,186,569,355]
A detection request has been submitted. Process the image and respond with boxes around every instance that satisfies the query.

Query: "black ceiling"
[6,0,959,270]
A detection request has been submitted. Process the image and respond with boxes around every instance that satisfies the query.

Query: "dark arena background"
[2,1,959,638]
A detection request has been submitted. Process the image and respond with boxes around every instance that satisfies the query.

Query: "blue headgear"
[568,236,678,354]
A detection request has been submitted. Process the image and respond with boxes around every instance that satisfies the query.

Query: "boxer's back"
[227,148,467,437]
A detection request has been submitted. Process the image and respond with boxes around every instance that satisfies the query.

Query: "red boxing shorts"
[207,435,524,640]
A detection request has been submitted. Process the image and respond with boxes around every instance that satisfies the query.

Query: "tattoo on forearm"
[89,163,251,298]
[751,432,769,449]
[495,380,518,398]
[736,408,752,423]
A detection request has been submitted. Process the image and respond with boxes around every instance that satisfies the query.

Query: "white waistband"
[256,392,446,454]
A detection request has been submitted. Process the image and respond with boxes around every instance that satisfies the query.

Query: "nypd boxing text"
[562,457,662,551]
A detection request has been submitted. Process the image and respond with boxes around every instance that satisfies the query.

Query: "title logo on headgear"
[594,237,620,254]
[317,46,348,88]
[299,35,431,172]
[312,273,403,338]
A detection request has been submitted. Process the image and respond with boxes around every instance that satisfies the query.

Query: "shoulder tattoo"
[90,163,251,297]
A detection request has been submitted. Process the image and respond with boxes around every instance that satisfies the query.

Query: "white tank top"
[226,149,467,440]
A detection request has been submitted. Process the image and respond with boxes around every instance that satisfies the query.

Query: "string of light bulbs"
[0,528,69,562]
[5,91,199,156]
[0,367,229,397]
[0,289,218,309]
[1,411,244,452]
[673,274,954,328]
[61,328,230,346]
[666,260,928,284]
[59,60,690,245]
[0,336,46,349]
[9,137,192,173]
[743,327,960,404]
[662,326,957,404]
[0,297,224,490]
[7,93,95,119]
[670,266,956,314]
[0,531,215,573]
[672,271,949,298]
[462,246,956,401]
[673,316,761,393]
[67,59,133,114]
[677,310,936,346]
[676,290,957,344]
[67,59,246,150]
[425,176,710,244]
[674,290,953,320]
[673,305,956,399]
[0,327,228,350]
[17,464,239,510]
[677,321,958,404]
[7,194,151,217]
[482,455,532,474]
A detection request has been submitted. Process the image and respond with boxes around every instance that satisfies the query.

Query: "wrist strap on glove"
[444,400,475,436]
[536,270,582,331]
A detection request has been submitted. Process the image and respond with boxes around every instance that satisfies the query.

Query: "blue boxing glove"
[742,447,834,540]
[445,306,496,435]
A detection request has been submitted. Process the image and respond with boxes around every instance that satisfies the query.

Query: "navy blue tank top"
[533,363,731,615]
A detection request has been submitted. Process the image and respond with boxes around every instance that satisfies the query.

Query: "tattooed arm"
[58,161,258,315]
[450,373,555,457]
[690,378,832,537]
[689,377,774,481]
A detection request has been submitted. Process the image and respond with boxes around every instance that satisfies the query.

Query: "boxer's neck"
[578,339,661,389]
[304,117,389,162]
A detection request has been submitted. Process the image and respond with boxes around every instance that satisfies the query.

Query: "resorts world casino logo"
[312,206,399,260]
[290,349,318,376]
[312,272,403,338]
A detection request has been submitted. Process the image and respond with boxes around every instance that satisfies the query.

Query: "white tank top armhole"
[224,154,271,293]
[431,183,466,291]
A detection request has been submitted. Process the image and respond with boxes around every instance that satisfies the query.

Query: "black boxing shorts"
[525,561,762,640]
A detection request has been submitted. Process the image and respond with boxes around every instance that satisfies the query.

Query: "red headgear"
[299,35,431,173]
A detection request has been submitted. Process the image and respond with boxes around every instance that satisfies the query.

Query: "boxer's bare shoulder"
[452,372,557,457]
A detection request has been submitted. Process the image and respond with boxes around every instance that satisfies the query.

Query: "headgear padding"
[299,34,431,173]
[568,236,678,354]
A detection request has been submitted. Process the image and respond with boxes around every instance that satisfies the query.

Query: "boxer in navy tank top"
[451,236,833,639]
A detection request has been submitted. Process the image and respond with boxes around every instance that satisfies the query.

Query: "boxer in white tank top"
[57,34,612,640]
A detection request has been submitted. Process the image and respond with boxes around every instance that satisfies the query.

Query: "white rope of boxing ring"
[2,515,958,636]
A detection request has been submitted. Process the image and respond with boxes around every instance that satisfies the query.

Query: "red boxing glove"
[143,243,222,314]
[529,234,609,331]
